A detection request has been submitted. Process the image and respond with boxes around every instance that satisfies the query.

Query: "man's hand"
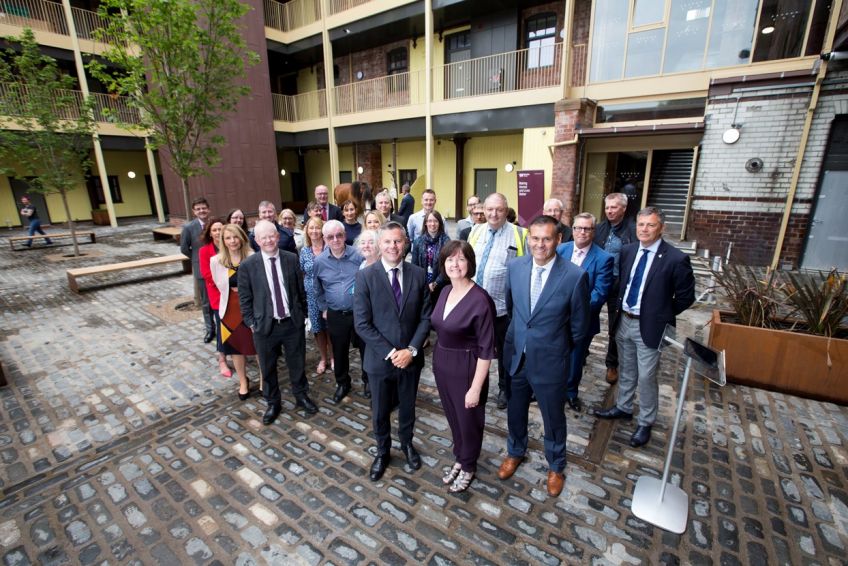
[390,348,413,369]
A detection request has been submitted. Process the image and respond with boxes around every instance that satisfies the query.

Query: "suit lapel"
[643,240,667,289]
[399,263,413,314]
[529,257,564,321]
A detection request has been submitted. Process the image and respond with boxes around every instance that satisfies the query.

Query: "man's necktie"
[573,248,585,265]
[391,267,402,309]
[269,256,287,318]
[530,266,544,313]
[322,206,327,221]
[475,228,496,285]
[625,249,650,308]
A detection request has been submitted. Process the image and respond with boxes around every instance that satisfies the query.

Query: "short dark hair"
[638,206,665,224]
[191,197,209,208]
[438,240,476,280]
[529,214,558,229]
[423,210,445,236]
[380,221,407,240]
[226,208,246,228]
[200,216,225,244]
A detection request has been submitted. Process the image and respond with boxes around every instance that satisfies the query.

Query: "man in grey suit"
[180,197,215,342]
[496,215,590,497]
[354,221,432,481]
[238,220,318,425]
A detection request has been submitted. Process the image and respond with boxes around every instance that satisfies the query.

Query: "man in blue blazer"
[556,213,614,412]
[595,207,695,448]
[497,215,590,497]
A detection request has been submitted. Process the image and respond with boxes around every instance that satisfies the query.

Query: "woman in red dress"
[198,218,230,377]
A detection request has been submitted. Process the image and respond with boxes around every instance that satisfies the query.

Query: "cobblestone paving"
[0,221,846,565]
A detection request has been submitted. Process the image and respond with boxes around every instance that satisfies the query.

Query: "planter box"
[91,209,110,226]
[708,310,847,405]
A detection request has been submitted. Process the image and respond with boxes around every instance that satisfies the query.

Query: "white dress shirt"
[622,238,662,316]
[261,250,291,319]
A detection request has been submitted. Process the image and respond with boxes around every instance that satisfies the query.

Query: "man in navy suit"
[595,207,695,448]
[496,215,590,497]
[556,213,613,412]
[354,221,432,481]
[303,184,343,224]
[180,197,215,343]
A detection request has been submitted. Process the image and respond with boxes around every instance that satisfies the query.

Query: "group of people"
[180,185,694,497]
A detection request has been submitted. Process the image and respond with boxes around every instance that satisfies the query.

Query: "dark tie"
[391,267,402,309]
[625,249,650,308]
[269,256,287,318]
[322,206,327,221]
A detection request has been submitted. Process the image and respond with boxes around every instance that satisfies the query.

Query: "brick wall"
[355,143,382,191]
[552,98,595,222]
[317,39,409,89]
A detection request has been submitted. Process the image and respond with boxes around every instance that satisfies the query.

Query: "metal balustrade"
[326,0,371,16]
[433,43,563,100]
[0,83,141,125]
[0,0,112,43]
[263,0,320,32]
[332,70,424,115]
[272,90,327,122]
[571,43,587,87]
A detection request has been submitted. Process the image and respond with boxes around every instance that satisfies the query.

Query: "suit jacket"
[556,242,614,335]
[397,194,414,224]
[199,242,220,309]
[248,223,297,255]
[180,218,204,279]
[353,261,432,375]
[302,203,343,225]
[504,255,590,383]
[612,240,695,349]
[237,249,307,336]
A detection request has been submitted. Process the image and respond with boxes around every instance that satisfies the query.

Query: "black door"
[9,178,51,225]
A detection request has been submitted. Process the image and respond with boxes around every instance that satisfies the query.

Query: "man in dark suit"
[303,184,343,224]
[238,220,318,425]
[595,207,695,448]
[556,212,613,412]
[496,215,590,497]
[543,198,573,244]
[397,183,414,226]
[249,201,297,255]
[458,203,486,241]
[374,190,406,226]
[354,221,432,482]
[180,196,215,343]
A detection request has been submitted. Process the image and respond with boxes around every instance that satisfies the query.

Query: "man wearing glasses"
[314,220,364,403]
[556,213,613,412]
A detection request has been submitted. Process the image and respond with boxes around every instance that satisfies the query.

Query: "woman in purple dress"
[430,240,496,492]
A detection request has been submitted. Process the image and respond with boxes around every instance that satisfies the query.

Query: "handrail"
[570,43,587,87]
[0,0,113,43]
[333,70,424,115]
[272,89,327,121]
[263,0,321,32]
[326,0,371,16]
[0,83,141,125]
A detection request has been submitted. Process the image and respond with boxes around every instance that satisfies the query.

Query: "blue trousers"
[26,219,51,246]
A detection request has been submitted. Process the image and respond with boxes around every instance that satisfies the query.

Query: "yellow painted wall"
[0,176,20,228]
[296,67,319,94]
[338,145,355,179]
[433,139,457,218]
[522,127,555,199]
[463,134,524,207]
[277,149,300,201]
[0,157,90,223]
[102,151,154,217]
[304,149,331,194]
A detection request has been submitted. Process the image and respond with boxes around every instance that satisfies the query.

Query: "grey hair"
[322,219,345,236]
[637,207,665,225]
[544,198,564,209]
[604,193,628,208]
[572,212,596,226]
[258,200,275,211]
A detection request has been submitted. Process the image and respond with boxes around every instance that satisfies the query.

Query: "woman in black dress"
[430,240,496,492]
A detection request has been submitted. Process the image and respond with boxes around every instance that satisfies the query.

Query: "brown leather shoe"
[497,456,524,480]
[547,471,565,497]
[606,367,619,384]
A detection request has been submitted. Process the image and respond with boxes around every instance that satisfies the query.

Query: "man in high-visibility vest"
[468,193,528,410]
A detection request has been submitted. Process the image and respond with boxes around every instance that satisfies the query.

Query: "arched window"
[525,13,557,68]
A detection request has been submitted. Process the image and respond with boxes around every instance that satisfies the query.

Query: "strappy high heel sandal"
[442,462,462,485]
[449,470,474,493]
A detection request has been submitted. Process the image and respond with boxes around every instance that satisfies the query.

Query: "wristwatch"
[406,346,418,357]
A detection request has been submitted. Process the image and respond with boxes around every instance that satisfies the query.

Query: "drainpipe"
[771,0,843,270]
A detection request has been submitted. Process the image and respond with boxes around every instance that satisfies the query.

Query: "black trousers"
[197,278,215,334]
[252,318,308,406]
[370,364,421,455]
[327,309,356,387]
[604,279,621,369]
[494,314,510,391]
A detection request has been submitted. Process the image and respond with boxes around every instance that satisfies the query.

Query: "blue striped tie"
[475,228,496,285]
[625,249,650,308]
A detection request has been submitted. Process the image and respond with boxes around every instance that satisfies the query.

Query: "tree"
[89,0,259,221]
[0,28,96,257]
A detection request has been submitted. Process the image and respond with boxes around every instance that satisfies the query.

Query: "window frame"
[525,12,559,69]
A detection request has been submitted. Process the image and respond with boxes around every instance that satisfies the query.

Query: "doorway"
[444,31,471,99]
[582,151,647,220]
[474,169,497,201]
[9,178,51,225]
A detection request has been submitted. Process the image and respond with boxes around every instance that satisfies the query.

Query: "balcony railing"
[272,90,327,122]
[263,0,320,32]
[0,83,141,125]
[326,0,371,16]
[0,0,113,43]
[433,43,563,100]
[333,70,424,115]
[570,43,587,87]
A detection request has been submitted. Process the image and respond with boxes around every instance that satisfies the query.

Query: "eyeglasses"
[326,233,346,241]
[573,226,594,232]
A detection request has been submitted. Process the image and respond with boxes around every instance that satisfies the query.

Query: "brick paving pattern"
[0,221,846,564]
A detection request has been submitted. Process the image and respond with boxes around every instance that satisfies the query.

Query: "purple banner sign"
[516,170,545,227]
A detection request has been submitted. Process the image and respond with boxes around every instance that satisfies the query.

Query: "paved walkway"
[0,220,846,565]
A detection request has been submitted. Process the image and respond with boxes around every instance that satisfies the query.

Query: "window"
[88,175,123,205]
[525,13,558,69]
[753,0,812,62]
[399,169,417,189]
[387,47,408,75]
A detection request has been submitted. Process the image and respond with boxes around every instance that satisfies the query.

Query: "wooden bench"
[67,254,191,293]
[9,231,96,251]
[152,226,182,243]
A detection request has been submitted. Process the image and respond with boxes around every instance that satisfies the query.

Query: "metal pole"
[658,357,692,502]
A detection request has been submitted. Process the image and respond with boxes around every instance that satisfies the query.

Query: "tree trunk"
[59,189,80,257]
[181,176,201,307]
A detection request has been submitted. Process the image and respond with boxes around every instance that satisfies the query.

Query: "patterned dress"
[300,245,327,334]
[220,265,256,356]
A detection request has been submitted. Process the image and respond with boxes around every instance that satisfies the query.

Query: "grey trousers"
[615,315,661,427]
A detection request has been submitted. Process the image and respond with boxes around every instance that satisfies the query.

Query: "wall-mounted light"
[343,28,351,34]
[504,162,516,173]
[127,171,136,179]
[280,168,287,176]
[356,166,364,175]
[761,26,775,35]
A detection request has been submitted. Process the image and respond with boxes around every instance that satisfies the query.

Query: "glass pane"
[706,0,758,67]
[633,0,666,27]
[663,0,710,73]
[753,0,811,62]
[804,0,831,56]
[589,0,628,82]
[625,28,664,78]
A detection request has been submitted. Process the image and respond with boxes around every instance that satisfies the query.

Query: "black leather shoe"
[566,397,583,412]
[370,454,390,481]
[333,383,351,404]
[594,406,633,420]
[295,395,318,415]
[262,404,281,425]
[401,444,421,470]
[496,390,508,410]
[203,331,215,344]
[630,425,652,447]
[362,381,371,399]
